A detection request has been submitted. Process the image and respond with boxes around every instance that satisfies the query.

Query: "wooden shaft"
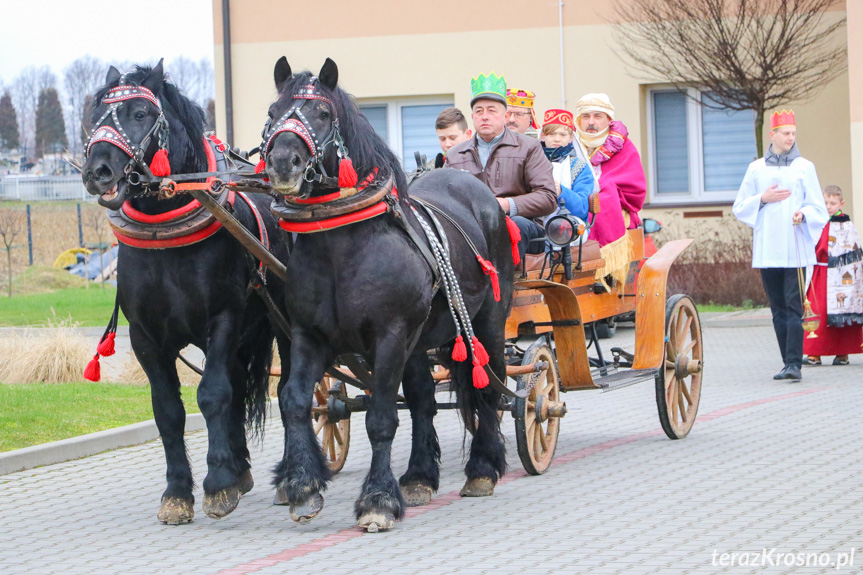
[188,188,287,281]
[506,361,548,376]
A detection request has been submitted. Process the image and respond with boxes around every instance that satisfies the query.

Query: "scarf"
[576,126,609,150]
[580,120,629,166]
[543,143,574,162]
[824,212,863,326]
[765,142,801,167]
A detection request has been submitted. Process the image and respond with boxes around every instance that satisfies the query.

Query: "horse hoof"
[273,485,290,506]
[202,486,241,519]
[238,469,254,495]
[157,497,194,525]
[290,493,324,524]
[460,477,495,497]
[357,512,395,533]
[400,482,433,507]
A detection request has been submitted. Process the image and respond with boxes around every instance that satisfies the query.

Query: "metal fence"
[0,176,91,202]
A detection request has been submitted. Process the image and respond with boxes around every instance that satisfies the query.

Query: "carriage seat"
[521,239,602,273]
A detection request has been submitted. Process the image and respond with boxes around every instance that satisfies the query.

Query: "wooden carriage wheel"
[312,376,351,473]
[514,343,561,475]
[655,294,703,439]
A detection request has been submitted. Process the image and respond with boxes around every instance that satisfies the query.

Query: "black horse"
[81,61,291,524]
[262,57,513,532]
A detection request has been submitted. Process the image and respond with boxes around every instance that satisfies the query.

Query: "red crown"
[771,109,795,130]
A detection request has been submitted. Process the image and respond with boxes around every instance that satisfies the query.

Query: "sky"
[0,0,215,85]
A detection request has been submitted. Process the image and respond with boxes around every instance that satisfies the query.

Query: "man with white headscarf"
[575,93,647,286]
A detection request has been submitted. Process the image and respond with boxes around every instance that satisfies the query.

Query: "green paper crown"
[471,72,507,105]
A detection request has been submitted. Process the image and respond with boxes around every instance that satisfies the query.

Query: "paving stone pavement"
[1,323,861,575]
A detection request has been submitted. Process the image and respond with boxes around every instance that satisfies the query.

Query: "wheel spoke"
[677,315,692,349]
[670,377,679,422]
[543,377,556,397]
[666,374,676,405]
[666,340,676,359]
[534,421,543,456]
[677,387,687,423]
[314,415,327,435]
[681,338,697,358]
[526,418,536,452]
[680,380,693,406]
[328,429,337,460]
[665,359,676,369]
[332,423,343,444]
[538,423,549,451]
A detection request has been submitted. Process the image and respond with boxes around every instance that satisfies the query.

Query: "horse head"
[81,60,207,210]
[260,57,397,198]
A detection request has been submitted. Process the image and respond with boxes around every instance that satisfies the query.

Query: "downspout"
[222,0,234,144]
[558,0,566,108]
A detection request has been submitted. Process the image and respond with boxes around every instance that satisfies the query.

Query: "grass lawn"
[0,285,127,327]
[696,303,757,313]
[0,382,199,452]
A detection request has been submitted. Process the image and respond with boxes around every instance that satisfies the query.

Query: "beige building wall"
[848,0,863,224]
[213,1,853,232]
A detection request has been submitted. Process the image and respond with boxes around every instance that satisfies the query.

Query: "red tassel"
[471,337,490,366]
[254,158,266,174]
[150,148,171,177]
[452,335,467,362]
[506,217,521,266]
[338,157,358,188]
[472,362,489,389]
[476,255,501,302]
[97,332,116,357]
[84,354,101,382]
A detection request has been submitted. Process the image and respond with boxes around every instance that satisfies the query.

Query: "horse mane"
[91,64,208,173]
[281,71,409,197]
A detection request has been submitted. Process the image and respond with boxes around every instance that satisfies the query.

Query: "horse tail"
[240,315,274,439]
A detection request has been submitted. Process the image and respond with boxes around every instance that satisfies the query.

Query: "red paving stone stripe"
[216,387,826,575]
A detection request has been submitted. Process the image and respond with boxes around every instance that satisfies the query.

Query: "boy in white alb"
[733,109,828,381]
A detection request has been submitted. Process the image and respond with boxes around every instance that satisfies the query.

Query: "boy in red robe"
[803,185,863,365]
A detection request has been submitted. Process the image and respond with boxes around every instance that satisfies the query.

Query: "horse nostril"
[291,154,302,168]
[95,165,113,181]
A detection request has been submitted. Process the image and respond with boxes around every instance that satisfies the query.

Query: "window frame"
[357,96,454,166]
[646,86,752,206]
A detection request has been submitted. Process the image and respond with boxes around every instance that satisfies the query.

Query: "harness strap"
[234,192,270,271]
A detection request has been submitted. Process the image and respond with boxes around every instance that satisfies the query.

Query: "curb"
[700,309,773,328]
[0,400,278,477]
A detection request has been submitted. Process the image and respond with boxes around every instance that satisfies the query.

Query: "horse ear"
[274,56,292,91]
[106,66,121,85]
[142,59,165,93]
[319,58,338,91]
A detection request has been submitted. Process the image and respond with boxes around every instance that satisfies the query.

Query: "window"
[648,88,757,204]
[358,98,453,171]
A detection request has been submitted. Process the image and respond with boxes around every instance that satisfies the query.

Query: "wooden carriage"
[309,223,703,476]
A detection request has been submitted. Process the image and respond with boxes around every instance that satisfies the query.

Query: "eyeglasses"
[509,110,532,119]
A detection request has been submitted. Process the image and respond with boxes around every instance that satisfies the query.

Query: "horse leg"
[399,351,440,507]
[356,332,408,532]
[226,359,253,496]
[460,314,507,498]
[131,329,194,525]
[272,331,292,506]
[198,314,246,519]
[274,331,332,522]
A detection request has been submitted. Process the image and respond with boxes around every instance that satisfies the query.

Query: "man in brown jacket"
[445,73,557,260]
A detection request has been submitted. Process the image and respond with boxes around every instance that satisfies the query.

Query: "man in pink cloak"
[575,93,646,247]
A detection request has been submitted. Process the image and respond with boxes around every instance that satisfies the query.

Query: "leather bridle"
[85,77,169,186]
[258,79,349,190]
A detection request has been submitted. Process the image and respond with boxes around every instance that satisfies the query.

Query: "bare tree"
[612,0,847,156]
[167,56,214,107]
[84,208,109,287]
[63,56,105,158]
[0,209,24,297]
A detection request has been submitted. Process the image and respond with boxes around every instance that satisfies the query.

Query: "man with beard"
[575,93,646,287]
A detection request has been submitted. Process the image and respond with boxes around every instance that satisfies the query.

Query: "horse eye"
[134,111,146,121]
[320,110,330,120]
